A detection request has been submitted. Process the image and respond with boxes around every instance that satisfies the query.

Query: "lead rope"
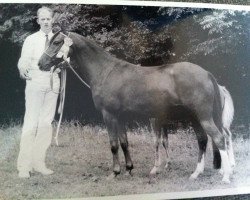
[51,59,90,146]
[67,63,90,89]
[54,68,67,146]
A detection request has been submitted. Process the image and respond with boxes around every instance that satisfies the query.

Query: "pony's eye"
[53,41,61,45]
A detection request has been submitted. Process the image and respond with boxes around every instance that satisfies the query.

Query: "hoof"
[222,176,230,184]
[230,161,236,169]
[106,173,117,181]
[150,166,162,176]
[219,168,224,175]
[124,170,133,177]
[189,173,198,180]
[164,162,170,169]
[150,167,157,176]
[126,164,134,172]
[149,169,157,181]
[113,165,121,176]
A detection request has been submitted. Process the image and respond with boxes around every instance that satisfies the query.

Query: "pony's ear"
[52,23,69,36]
[52,23,62,33]
[61,30,69,36]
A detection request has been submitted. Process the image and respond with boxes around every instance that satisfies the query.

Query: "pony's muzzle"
[38,61,51,71]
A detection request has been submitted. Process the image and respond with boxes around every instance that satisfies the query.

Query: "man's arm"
[18,37,32,80]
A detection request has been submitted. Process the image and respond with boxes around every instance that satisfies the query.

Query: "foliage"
[1,4,248,62]
[0,3,250,124]
[0,4,40,44]
[192,10,249,55]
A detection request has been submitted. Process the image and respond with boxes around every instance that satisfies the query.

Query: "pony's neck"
[70,33,117,88]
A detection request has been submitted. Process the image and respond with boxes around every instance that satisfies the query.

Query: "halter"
[44,47,62,58]
[46,31,90,88]
[44,32,70,58]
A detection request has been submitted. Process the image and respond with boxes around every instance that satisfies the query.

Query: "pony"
[38,31,234,183]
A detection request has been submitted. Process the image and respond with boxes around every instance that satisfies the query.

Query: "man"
[17,6,59,178]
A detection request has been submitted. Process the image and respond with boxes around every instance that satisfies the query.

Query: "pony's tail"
[219,86,234,130]
[209,73,223,169]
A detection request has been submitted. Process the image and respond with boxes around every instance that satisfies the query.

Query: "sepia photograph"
[0,1,250,199]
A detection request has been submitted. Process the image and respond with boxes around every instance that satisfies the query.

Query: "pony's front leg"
[102,110,121,177]
[118,122,133,175]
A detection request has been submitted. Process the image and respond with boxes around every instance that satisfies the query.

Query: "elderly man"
[17,6,60,178]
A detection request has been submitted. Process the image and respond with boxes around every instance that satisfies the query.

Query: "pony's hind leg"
[102,110,121,178]
[189,120,208,180]
[162,126,170,169]
[215,128,235,175]
[212,140,221,169]
[200,118,232,183]
[118,122,133,175]
[224,128,235,168]
[149,118,162,176]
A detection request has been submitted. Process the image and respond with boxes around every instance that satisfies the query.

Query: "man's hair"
[37,6,53,18]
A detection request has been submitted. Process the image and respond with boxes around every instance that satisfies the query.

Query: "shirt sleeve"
[17,36,33,71]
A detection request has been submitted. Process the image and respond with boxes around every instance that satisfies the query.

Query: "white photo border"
[1,1,250,200]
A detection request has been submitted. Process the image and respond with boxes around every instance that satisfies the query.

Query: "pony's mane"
[72,32,107,53]
[69,32,166,69]
[70,32,125,66]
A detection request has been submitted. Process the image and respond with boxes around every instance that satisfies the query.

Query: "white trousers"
[17,74,59,172]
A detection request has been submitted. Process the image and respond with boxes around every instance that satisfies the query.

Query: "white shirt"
[18,30,55,82]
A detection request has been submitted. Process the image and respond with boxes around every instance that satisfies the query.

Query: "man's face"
[37,10,53,33]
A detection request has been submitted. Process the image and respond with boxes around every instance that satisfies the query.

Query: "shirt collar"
[39,29,54,39]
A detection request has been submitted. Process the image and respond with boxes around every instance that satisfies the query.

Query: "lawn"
[0,121,250,200]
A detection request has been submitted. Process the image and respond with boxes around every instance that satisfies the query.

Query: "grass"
[0,121,250,200]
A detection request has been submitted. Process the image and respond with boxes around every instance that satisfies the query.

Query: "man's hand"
[54,68,61,74]
[19,68,31,80]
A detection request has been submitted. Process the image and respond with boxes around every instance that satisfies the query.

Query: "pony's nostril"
[45,64,52,71]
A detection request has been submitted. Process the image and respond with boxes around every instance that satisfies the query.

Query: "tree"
[0,4,249,125]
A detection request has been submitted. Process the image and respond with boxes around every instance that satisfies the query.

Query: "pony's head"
[38,31,73,71]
